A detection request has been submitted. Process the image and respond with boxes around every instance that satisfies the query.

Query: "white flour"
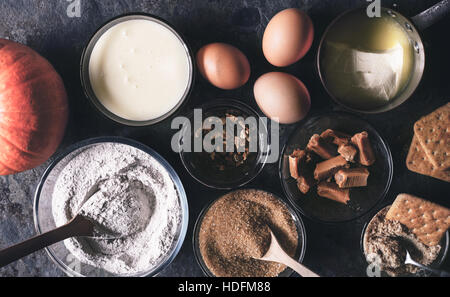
[52,142,181,275]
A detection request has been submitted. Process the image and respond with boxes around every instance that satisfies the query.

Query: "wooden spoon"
[256,230,319,277]
[0,214,94,268]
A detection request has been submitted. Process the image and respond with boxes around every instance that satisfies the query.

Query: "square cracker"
[414,103,450,170]
[406,135,450,183]
[386,194,450,246]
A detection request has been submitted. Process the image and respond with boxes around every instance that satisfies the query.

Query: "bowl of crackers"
[361,194,449,277]
[280,112,393,223]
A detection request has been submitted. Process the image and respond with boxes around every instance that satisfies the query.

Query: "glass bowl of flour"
[33,137,188,277]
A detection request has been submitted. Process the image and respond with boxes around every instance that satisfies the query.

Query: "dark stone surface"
[0,0,449,277]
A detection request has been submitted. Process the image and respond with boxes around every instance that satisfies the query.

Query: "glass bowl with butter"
[81,13,194,126]
[317,8,424,113]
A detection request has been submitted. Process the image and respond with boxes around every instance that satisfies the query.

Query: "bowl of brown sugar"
[193,189,306,277]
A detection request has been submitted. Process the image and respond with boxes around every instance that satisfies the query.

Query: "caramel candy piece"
[321,129,351,146]
[314,156,348,181]
[289,149,312,179]
[297,175,315,194]
[335,167,370,188]
[317,182,350,204]
[338,144,358,162]
[290,149,314,194]
[307,134,337,160]
[289,149,306,179]
[351,132,375,166]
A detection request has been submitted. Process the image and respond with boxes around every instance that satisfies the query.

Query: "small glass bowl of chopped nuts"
[178,99,268,190]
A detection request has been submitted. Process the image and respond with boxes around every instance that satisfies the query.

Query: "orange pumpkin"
[0,39,68,175]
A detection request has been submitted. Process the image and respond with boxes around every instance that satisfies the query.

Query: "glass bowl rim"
[33,136,189,277]
[178,99,268,190]
[80,12,195,127]
[192,188,307,277]
[279,111,394,224]
[359,203,449,277]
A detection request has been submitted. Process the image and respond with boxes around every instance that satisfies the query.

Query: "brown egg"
[196,43,251,90]
[254,72,310,124]
[263,8,314,67]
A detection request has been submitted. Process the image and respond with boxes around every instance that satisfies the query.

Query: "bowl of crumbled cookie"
[361,194,449,277]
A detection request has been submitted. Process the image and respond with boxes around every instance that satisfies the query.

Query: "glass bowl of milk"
[81,13,194,126]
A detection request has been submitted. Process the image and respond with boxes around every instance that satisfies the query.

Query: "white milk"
[89,19,191,121]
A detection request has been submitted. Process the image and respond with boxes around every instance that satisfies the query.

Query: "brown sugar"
[198,189,299,277]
